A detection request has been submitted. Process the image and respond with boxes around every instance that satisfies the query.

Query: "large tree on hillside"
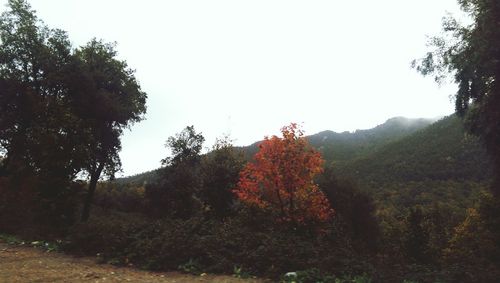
[233,123,333,226]
[414,0,500,194]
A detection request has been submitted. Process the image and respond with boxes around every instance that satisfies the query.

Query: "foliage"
[0,0,147,223]
[178,258,203,275]
[64,206,370,279]
[124,116,491,218]
[309,117,434,163]
[0,2,496,279]
[145,126,204,219]
[0,233,24,245]
[241,117,433,163]
[200,136,245,218]
[440,193,500,282]
[234,123,333,226]
[317,168,380,252]
[0,233,63,252]
[93,181,146,213]
[403,207,431,264]
[76,117,498,282]
[162,125,204,167]
[74,38,147,221]
[100,132,244,220]
[340,115,491,185]
[232,265,252,279]
[0,175,84,236]
[414,0,500,192]
[0,0,84,223]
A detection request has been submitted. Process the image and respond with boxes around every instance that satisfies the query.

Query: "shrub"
[64,208,372,279]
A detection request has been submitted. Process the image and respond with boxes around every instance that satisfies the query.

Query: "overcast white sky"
[1,0,463,176]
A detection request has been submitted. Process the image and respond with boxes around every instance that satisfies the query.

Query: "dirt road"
[0,241,264,283]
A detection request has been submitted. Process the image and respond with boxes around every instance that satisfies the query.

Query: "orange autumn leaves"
[233,123,334,225]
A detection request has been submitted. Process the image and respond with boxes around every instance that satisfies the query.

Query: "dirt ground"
[0,241,265,283]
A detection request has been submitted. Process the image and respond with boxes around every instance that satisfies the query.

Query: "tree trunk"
[81,163,105,222]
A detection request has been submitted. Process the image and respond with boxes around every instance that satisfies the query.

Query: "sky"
[1,0,464,176]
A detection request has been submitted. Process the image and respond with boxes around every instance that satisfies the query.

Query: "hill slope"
[241,117,435,162]
[309,117,435,162]
[338,115,492,185]
[117,115,491,192]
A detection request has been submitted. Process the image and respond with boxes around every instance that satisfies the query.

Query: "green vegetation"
[74,117,499,282]
[239,117,433,163]
[1,0,500,282]
[0,0,146,227]
[414,0,500,194]
[339,115,491,184]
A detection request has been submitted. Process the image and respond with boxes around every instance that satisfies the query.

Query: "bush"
[0,176,82,239]
[64,208,373,279]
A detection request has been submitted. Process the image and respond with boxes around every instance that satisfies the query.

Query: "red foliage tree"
[233,123,333,225]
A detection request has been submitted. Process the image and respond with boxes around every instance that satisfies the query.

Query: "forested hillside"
[240,117,434,162]
[309,117,435,162]
[333,115,492,218]
[339,115,491,184]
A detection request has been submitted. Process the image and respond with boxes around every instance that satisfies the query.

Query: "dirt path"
[0,241,265,283]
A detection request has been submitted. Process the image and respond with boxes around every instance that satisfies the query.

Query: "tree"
[0,0,86,225]
[200,136,245,219]
[145,126,204,219]
[404,207,431,264]
[75,39,147,222]
[233,123,333,226]
[413,0,500,194]
[0,0,147,222]
[318,167,380,252]
[161,125,204,167]
[0,0,81,179]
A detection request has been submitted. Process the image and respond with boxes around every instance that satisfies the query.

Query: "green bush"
[64,208,373,279]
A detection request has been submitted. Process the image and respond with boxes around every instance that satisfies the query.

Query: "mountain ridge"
[239,116,436,162]
[116,116,440,184]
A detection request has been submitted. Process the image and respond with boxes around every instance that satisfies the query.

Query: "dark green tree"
[76,40,147,222]
[0,0,86,225]
[318,167,380,252]
[0,0,147,223]
[146,126,205,219]
[0,0,81,179]
[200,136,245,219]
[404,207,431,264]
[414,0,500,194]
[162,125,205,167]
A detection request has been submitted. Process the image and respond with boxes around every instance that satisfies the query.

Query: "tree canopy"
[414,0,500,192]
[233,123,333,226]
[0,0,147,222]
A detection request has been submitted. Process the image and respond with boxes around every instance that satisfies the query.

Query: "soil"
[0,240,265,283]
